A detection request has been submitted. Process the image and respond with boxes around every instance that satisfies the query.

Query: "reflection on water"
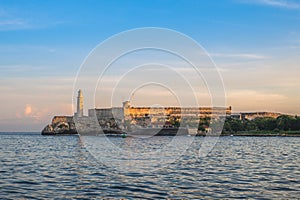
[0,133,299,199]
[82,135,195,173]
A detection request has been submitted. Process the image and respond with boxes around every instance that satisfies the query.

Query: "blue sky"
[0,0,300,131]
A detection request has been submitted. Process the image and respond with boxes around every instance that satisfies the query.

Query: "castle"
[88,100,232,129]
[41,89,284,135]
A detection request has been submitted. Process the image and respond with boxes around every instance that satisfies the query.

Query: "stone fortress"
[41,90,283,135]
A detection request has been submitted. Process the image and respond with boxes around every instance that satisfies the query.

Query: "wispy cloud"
[0,64,59,78]
[15,104,50,123]
[239,0,300,9]
[0,17,70,31]
[227,89,289,112]
[0,7,70,31]
[0,19,24,26]
[211,53,268,60]
[0,18,29,30]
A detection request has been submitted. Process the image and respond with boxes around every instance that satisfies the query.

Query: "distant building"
[122,101,231,119]
[43,88,288,134]
[73,89,231,128]
[240,112,282,120]
[88,100,231,128]
[88,107,124,121]
[75,90,286,127]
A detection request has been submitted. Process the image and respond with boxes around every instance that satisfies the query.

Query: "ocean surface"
[0,132,299,199]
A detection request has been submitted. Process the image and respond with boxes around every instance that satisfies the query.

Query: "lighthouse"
[76,89,84,117]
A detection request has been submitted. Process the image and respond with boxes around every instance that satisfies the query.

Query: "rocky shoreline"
[42,116,300,137]
[41,116,77,135]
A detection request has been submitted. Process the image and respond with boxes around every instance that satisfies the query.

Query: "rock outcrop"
[41,124,56,135]
[41,116,77,135]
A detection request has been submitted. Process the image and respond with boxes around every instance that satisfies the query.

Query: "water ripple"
[0,134,299,199]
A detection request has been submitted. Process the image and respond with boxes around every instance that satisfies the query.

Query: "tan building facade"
[122,101,231,120]
[88,101,230,128]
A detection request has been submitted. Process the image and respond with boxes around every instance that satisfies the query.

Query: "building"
[75,89,84,117]
[90,101,231,121]
[75,89,231,128]
[240,112,282,120]
[88,100,231,128]
[122,101,231,119]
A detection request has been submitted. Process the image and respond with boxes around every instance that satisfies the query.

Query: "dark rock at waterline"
[41,123,77,135]
[41,124,55,135]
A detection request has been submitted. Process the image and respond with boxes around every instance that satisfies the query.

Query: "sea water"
[0,133,299,199]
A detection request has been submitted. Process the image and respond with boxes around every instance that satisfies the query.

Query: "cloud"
[16,104,51,123]
[228,90,288,101]
[0,6,70,31]
[24,104,32,116]
[15,112,22,119]
[239,0,300,9]
[0,17,30,31]
[211,53,268,60]
[0,19,24,26]
[227,90,289,112]
[261,0,300,8]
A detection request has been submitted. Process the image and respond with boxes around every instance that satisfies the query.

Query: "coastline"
[41,129,300,137]
[219,130,300,137]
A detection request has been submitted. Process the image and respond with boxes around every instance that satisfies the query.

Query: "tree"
[244,120,257,131]
[230,119,244,132]
[277,115,292,131]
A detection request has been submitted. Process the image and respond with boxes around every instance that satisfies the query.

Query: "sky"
[0,0,300,131]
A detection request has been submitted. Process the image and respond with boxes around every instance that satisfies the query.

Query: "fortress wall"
[74,116,102,134]
[90,108,124,120]
[90,105,231,122]
[127,106,231,118]
[241,112,282,120]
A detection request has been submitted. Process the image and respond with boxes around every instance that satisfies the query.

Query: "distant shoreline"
[219,130,300,137]
[1,131,300,137]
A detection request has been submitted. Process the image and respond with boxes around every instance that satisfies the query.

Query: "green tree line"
[223,115,300,133]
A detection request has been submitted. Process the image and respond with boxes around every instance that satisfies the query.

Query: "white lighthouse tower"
[76,89,84,117]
